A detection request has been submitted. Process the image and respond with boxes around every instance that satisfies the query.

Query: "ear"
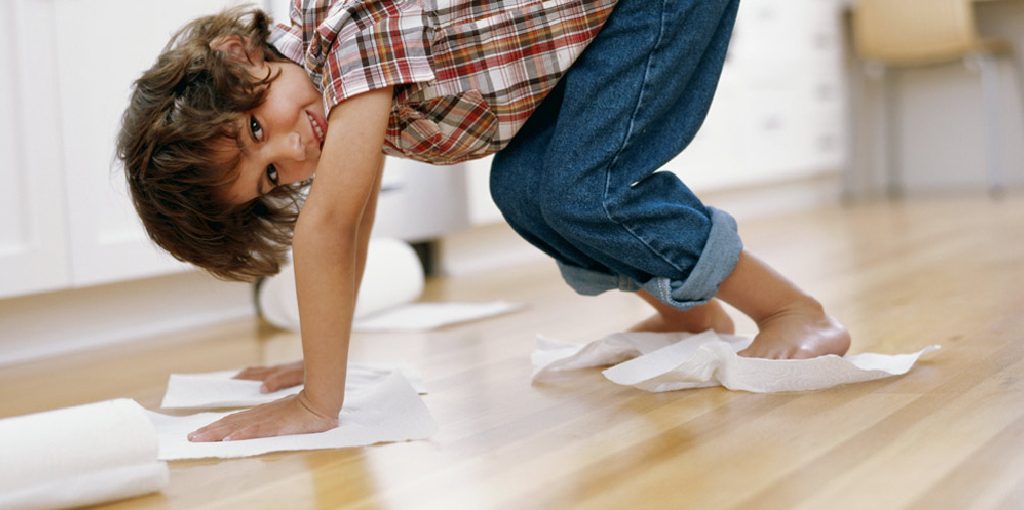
[209,34,265,67]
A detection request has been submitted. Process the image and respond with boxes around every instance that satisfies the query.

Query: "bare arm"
[188,87,394,441]
[354,158,384,296]
[232,157,383,393]
[293,87,391,417]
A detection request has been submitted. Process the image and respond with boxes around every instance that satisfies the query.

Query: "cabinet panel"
[374,158,471,241]
[53,0,250,287]
[730,0,843,86]
[464,156,503,226]
[0,1,71,299]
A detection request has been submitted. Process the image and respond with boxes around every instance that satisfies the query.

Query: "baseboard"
[0,271,254,367]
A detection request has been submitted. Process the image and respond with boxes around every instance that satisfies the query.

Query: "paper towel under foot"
[533,330,940,393]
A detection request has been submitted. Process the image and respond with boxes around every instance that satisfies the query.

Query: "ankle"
[755,294,827,325]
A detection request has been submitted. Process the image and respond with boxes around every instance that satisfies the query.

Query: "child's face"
[220,60,327,204]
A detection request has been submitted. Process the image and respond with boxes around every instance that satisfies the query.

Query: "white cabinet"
[0,0,262,299]
[0,1,71,299]
[54,0,239,286]
[373,158,471,242]
[666,0,847,191]
[0,0,473,300]
[461,0,849,227]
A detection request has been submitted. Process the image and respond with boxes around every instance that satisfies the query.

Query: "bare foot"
[738,298,850,359]
[628,293,736,335]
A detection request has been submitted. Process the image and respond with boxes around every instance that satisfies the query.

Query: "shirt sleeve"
[310,0,436,114]
[266,0,305,64]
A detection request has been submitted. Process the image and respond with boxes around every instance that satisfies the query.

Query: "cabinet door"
[53,0,257,287]
[464,155,503,226]
[373,158,471,241]
[0,1,71,299]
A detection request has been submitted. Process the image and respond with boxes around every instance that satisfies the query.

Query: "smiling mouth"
[306,111,327,149]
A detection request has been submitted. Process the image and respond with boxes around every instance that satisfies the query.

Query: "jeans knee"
[538,182,608,238]
[489,162,539,225]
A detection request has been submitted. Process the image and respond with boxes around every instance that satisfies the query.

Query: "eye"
[249,115,263,142]
[266,164,279,187]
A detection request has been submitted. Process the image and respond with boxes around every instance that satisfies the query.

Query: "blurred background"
[1,0,1021,365]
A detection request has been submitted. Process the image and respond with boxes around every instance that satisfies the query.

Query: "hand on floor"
[232,360,304,393]
[187,390,338,442]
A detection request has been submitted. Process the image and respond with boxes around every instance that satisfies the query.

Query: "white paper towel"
[160,363,427,409]
[150,371,436,460]
[533,330,940,393]
[260,238,425,330]
[0,399,169,510]
[352,301,524,332]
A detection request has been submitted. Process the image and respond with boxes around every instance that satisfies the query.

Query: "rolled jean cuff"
[556,206,742,310]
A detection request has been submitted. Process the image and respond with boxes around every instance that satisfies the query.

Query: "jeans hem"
[556,206,742,310]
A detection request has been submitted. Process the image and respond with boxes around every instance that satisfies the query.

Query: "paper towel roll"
[0,399,169,510]
[259,238,425,332]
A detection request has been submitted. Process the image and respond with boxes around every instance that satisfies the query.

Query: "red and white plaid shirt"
[269,0,617,164]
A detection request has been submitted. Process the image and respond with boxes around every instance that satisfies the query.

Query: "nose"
[270,131,306,184]
[279,131,304,162]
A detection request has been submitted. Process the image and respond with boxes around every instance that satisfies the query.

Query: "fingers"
[186,396,338,442]
[233,361,304,382]
[233,366,273,380]
[222,424,263,442]
[261,370,305,393]
[188,414,242,442]
[188,409,270,442]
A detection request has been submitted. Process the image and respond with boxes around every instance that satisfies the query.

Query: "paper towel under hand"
[150,371,436,460]
[533,330,940,393]
[160,363,427,409]
[0,399,169,510]
[260,238,425,330]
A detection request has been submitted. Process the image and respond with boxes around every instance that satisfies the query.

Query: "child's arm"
[188,87,394,442]
[230,158,383,393]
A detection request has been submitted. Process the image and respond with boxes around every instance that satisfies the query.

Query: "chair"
[850,0,1024,196]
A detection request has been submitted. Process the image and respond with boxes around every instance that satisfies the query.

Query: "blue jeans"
[489,0,742,310]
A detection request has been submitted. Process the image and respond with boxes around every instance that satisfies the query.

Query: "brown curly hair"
[116,5,309,282]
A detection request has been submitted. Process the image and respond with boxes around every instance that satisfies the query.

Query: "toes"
[791,346,819,359]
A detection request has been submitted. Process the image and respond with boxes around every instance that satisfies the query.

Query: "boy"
[117,0,849,442]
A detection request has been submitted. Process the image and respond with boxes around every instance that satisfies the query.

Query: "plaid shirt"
[269,0,617,164]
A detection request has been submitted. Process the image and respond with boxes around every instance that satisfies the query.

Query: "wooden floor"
[1,192,1023,509]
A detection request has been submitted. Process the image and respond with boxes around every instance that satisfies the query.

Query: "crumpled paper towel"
[532,330,940,393]
[0,399,169,510]
[149,371,436,460]
[160,363,426,409]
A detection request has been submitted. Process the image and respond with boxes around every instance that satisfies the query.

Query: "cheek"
[281,66,318,101]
